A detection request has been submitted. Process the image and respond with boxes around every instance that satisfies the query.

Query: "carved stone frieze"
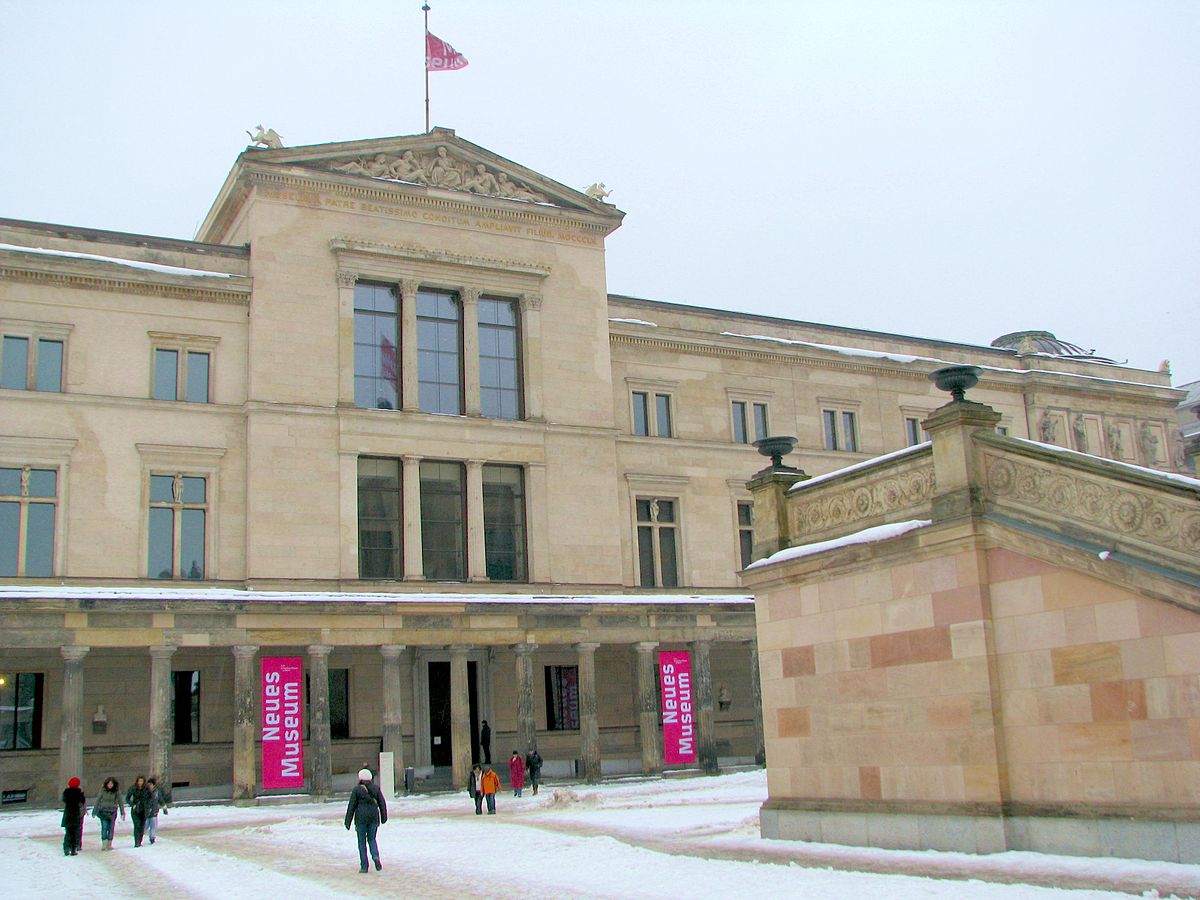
[329,146,549,204]
[789,463,936,541]
[984,453,1200,558]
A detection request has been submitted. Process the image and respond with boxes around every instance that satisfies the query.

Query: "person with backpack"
[344,768,388,873]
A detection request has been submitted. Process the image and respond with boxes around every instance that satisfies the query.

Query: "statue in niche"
[585,182,612,202]
[463,163,500,195]
[1139,421,1159,465]
[1038,412,1058,444]
[246,125,283,149]
[1072,416,1088,453]
[1105,422,1122,458]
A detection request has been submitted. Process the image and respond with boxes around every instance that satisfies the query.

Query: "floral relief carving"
[329,146,549,204]
[984,453,1199,557]
[792,464,935,540]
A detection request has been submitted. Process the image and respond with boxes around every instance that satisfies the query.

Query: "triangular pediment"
[237,128,618,217]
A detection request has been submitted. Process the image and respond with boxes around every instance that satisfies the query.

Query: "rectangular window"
[654,394,673,437]
[153,346,210,403]
[154,349,178,400]
[631,391,650,436]
[304,668,351,740]
[479,297,522,420]
[420,460,465,581]
[904,417,926,447]
[822,409,859,452]
[483,464,527,582]
[753,403,769,442]
[0,466,57,577]
[185,352,210,403]
[632,391,673,437]
[997,426,1008,436]
[148,474,206,579]
[636,497,679,587]
[732,400,748,444]
[358,457,402,579]
[417,289,462,415]
[171,670,200,744]
[0,672,43,750]
[544,665,579,731]
[732,400,769,443]
[1,324,67,392]
[354,282,401,410]
[737,501,754,569]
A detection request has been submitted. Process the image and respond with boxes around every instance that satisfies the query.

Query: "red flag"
[426,31,468,71]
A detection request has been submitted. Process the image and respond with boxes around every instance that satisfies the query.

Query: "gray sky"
[2,1,1197,383]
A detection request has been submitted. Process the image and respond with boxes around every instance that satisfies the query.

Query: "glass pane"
[24,503,54,577]
[420,461,465,580]
[731,402,747,444]
[0,676,13,748]
[150,475,175,502]
[659,528,679,587]
[637,526,656,586]
[737,502,753,527]
[483,465,525,582]
[823,410,838,450]
[186,352,210,403]
[632,393,649,436]
[0,502,18,577]
[656,499,675,523]
[739,529,754,569]
[2,336,29,389]
[27,469,56,498]
[15,673,40,750]
[36,340,63,392]
[181,476,206,504]
[0,468,20,495]
[655,394,672,438]
[154,349,178,400]
[843,412,858,452]
[754,403,769,441]
[181,508,205,579]
[635,499,653,522]
[329,669,350,739]
[148,507,174,578]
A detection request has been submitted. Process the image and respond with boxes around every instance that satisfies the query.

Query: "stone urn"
[929,365,982,402]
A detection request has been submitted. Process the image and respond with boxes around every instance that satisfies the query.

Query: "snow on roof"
[0,242,239,279]
[747,520,932,569]
[0,585,752,605]
[789,442,931,492]
[1017,438,1200,489]
[609,317,658,327]
[722,332,923,364]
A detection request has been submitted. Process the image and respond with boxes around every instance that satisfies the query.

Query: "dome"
[990,330,1116,364]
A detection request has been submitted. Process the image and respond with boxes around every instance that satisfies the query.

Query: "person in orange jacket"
[480,764,501,815]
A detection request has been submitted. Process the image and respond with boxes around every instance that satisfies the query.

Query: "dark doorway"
[427,660,479,767]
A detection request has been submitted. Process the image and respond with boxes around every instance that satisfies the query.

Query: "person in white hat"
[344,767,388,873]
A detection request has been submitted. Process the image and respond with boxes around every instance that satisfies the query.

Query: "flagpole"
[423,3,431,133]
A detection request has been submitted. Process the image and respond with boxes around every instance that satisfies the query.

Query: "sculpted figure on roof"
[327,146,548,203]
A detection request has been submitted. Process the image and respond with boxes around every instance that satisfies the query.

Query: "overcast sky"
[2,1,1196,384]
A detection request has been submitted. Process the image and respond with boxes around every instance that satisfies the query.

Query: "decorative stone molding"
[335,269,358,288]
[788,461,936,543]
[329,146,550,204]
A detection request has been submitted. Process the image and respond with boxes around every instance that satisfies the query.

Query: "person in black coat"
[61,777,86,856]
[125,775,152,847]
[344,768,388,873]
[480,720,491,764]
[524,747,543,796]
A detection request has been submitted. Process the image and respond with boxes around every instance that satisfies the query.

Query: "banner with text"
[261,657,304,790]
[658,650,696,764]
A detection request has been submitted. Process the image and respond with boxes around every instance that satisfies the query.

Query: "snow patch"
[748,520,932,569]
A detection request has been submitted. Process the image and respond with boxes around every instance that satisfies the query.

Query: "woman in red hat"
[61,777,86,856]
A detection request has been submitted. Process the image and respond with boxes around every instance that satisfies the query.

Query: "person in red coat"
[508,750,526,797]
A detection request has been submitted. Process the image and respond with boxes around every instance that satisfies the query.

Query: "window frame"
[171,670,201,744]
[736,499,754,570]
[0,465,59,578]
[478,295,523,421]
[148,332,218,404]
[0,672,44,751]
[357,456,403,580]
[419,459,467,581]
[137,443,224,582]
[0,319,71,393]
[819,400,861,453]
[0,436,75,578]
[627,379,678,439]
[352,281,402,411]
[482,463,528,583]
[634,496,681,588]
[727,389,773,444]
[416,287,464,416]
[544,664,580,731]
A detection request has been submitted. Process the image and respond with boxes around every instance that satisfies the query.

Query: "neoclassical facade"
[0,129,1189,805]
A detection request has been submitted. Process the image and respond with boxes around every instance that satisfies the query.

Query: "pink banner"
[261,657,304,790]
[658,651,696,764]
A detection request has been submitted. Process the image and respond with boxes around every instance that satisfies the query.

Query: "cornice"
[0,262,251,306]
[329,236,551,280]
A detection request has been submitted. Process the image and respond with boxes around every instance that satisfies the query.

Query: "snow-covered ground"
[3,770,1195,899]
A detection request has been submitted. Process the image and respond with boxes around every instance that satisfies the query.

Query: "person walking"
[344,768,388,873]
[467,763,484,815]
[524,746,543,796]
[145,777,170,844]
[480,764,500,815]
[508,750,526,797]
[125,775,152,847]
[479,719,491,764]
[92,776,125,851]
[61,777,86,856]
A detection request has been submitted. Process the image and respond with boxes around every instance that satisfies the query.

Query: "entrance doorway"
[427,660,479,767]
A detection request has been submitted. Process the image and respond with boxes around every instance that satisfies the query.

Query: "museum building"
[0,129,1188,805]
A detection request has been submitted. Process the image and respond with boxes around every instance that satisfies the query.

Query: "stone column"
[449,645,472,786]
[513,643,538,752]
[466,459,487,582]
[307,644,333,798]
[58,646,89,787]
[462,288,481,417]
[400,278,420,412]
[232,645,259,801]
[576,642,601,783]
[380,645,407,791]
[148,644,176,786]
[519,293,544,422]
[335,270,358,407]
[748,638,766,766]
[634,642,662,775]
[402,455,424,581]
[691,640,718,775]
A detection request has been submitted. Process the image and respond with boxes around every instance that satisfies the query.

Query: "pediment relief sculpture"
[329,146,549,204]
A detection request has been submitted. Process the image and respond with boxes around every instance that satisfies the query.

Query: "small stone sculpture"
[1072,416,1088,453]
[247,125,283,149]
[327,146,548,203]
[585,182,612,202]
[1039,412,1058,444]
[1105,422,1122,458]
[1139,422,1159,465]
